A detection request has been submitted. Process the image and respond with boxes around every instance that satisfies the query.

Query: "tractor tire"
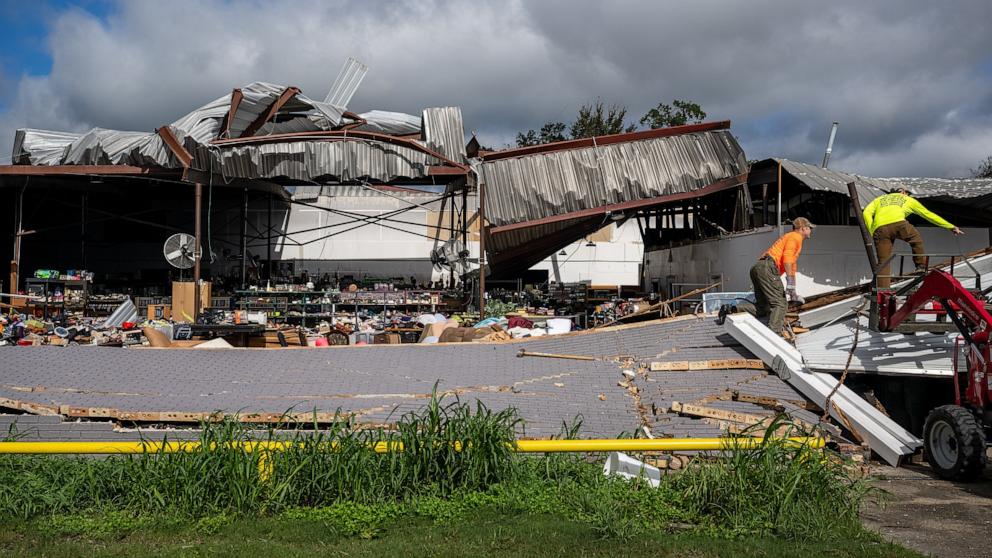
[923,405,987,481]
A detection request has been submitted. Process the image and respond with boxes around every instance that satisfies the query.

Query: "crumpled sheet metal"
[101,298,139,330]
[196,139,444,182]
[422,107,466,162]
[480,129,748,227]
[770,158,992,208]
[10,84,467,185]
[12,129,84,165]
[357,110,421,136]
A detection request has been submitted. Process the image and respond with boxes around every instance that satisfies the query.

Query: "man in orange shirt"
[721,218,814,335]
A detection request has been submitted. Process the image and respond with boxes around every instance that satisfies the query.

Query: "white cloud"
[1,0,990,175]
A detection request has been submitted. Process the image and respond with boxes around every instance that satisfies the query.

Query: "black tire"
[923,405,987,481]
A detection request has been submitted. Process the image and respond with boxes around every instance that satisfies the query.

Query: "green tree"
[973,155,992,178]
[515,121,568,147]
[570,100,636,138]
[639,99,707,129]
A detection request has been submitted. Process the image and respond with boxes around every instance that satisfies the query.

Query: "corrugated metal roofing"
[797,251,992,375]
[765,158,992,207]
[796,316,958,377]
[357,110,421,136]
[291,184,441,201]
[12,129,83,165]
[198,139,443,183]
[7,80,472,190]
[479,126,747,275]
[422,107,467,162]
[481,129,747,227]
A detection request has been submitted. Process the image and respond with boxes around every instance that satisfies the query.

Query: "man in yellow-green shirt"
[863,188,963,288]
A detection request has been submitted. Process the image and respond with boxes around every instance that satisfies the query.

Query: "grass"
[0,512,921,558]
[0,393,901,551]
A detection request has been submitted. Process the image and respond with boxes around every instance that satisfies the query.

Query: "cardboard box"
[147,304,172,321]
[171,281,211,323]
[373,332,402,344]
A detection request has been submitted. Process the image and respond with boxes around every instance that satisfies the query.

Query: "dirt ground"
[863,456,992,558]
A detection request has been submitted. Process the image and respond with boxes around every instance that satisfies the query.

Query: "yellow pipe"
[0,437,823,455]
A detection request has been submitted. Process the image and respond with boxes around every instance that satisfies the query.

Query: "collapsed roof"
[477,121,749,276]
[9,81,469,185]
[750,158,992,208]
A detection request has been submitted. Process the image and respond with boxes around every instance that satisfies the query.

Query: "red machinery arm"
[878,269,992,345]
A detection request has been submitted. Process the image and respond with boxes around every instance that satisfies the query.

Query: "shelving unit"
[25,278,89,321]
[233,289,441,326]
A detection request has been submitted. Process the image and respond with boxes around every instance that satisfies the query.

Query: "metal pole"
[241,187,248,289]
[448,195,455,288]
[193,182,203,321]
[461,185,468,293]
[822,122,839,168]
[267,192,273,283]
[776,161,783,237]
[80,193,86,268]
[847,181,878,270]
[478,180,486,318]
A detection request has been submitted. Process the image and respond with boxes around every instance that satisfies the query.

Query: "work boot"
[717,304,730,325]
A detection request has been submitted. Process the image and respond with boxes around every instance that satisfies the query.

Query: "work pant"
[873,221,925,289]
[736,258,787,334]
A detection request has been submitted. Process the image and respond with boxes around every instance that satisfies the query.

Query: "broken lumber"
[725,313,921,466]
[517,349,596,361]
[650,359,766,371]
[670,401,768,425]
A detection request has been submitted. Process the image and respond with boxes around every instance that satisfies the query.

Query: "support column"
[241,187,248,289]
[267,192,273,283]
[461,186,468,294]
[478,181,486,318]
[80,193,86,268]
[448,193,456,288]
[193,182,203,320]
[777,161,783,237]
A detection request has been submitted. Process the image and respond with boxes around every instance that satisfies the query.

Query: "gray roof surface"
[0,316,814,440]
[766,158,992,207]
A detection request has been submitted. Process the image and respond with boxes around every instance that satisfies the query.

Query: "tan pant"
[873,221,925,288]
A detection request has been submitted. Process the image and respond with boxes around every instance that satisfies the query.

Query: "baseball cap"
[792,217,816,229]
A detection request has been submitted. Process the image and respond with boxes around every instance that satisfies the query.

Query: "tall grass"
[0,401,874,541]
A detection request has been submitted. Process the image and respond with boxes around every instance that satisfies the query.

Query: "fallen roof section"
[797,316,956,378]
[725,313,921,466]
[478,121,749,275]
[0,316,818,440]
[5,82,468,186]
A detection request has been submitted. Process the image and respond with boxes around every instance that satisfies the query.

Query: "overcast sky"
[1,0,990,177]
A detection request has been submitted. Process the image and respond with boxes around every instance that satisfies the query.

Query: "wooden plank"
[651,359,765,372]
[670,401,768,425]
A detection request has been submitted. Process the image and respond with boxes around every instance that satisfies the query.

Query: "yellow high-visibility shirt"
[862,193,954,235]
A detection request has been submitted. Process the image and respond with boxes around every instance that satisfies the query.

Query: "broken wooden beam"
[650,359,765,371]
[517,349,597,361]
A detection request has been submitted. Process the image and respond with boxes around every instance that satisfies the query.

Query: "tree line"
[515,99,706,147]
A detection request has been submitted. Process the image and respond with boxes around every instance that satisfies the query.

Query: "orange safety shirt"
[763,230,804,276]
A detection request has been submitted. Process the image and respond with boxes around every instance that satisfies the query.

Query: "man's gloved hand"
[786,276,805,304]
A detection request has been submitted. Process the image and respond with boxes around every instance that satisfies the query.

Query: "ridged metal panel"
[12,129,82,165]
[201,139,443,182]
[357,110,421,136]
[324,57,368,108]
[773,158,992,207]
[481,130,747,227]
[796,316,958,377]
[422,107,466,162]
[291,184,440,200]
